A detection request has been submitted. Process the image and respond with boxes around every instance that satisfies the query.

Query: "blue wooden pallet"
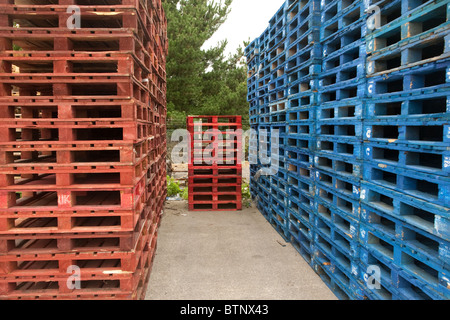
[362,141,450,179]
[288,202,315,261]
[268,209,291,243]
[286,91,319,109]
[289,189,315,219]
[288,78,319,98]
[286,108,315,123]
[270,56,287,77]
[366,25,450,76]
[314,151,363,182]
[363,162,450,207]
[360,181,450,241]
[314,211,360,260]
[314,182,361,222]
[316,97,363,118]
[285,134,315,154]
[320,0,366,20]
[322,38,366,71]
[269,74,288,92]
[363,90,450,122]
[287,40,322,64]
[287,26,321,56]
[289,207,314,238]
[246,0,450,301]
[320,4,368,44]
[318,79,366,104]
[245,37,259,54]
[319,60,366,87]
[248,97,259,110]
[358,247,437,300]
[259,24,270,40]
[315,136,364,161]
[361,203,450,277]
[269,87,289,104]
[249,114,259,126]
[285,144,314,166]
[315,119,364,142]
[289,195,315,227]
[289,226,315,267]
[270,114,288,125]
[273,167,289,182]
[312,260,352,300]
[288,208,314,240]
[286,175,314,198]
[363,121,449,150]
[258,63,271,83]
[269,1,288,29]
[270,175,288,193]
[287,169,315,194]
[286,121,315,138]
[313,235,368,300]
[315,167,361,201]
[287,0,321,25]
[366,57,450,100]
[268,30,287,54]
[366,0,450,57]
[268,41,286,64]
[359,223,450,299]
[286,53,323,76]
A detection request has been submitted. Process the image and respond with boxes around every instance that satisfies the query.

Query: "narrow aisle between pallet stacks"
[145,201,337,300]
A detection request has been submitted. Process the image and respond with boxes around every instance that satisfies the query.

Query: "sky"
[202,0,287,56]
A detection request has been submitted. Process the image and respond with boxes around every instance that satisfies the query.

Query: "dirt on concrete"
[145,200,337,300]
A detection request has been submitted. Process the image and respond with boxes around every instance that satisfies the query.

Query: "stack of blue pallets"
[247,0,450,300]
[361,0,450,300]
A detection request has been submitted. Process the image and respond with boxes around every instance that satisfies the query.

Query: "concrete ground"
[145,201,337,300]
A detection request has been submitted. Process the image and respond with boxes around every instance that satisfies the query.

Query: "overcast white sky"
[202,0,287,56]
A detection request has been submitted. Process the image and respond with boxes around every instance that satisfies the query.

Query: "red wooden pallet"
[0,232,157,300]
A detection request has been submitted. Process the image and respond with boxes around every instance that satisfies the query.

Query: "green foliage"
[241,182,252,208]
[181,187,189,200]
[167,175,182,197]
[163,0,249,120]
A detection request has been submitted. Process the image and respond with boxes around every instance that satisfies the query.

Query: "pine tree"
[163,0,249,127]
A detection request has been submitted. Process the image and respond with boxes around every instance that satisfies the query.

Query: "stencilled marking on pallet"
[441,276,450,290]
[436,216,450,239]
[58,194,71,206]
[367,61,375,74]
[353,186,360,197]
[350,225,357,238]
[352,264,359,277]
[367,39,375,53]
[360,229,367,241]
[361,208,368,221]
[360,188,367,200]
[444,157,450,169]
[367,82,374,95]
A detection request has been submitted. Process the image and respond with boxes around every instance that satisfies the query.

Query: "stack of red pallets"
[187,116,242,211]
[0,0,167,300]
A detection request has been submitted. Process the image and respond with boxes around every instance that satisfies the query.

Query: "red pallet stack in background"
[0,0,167,300]
[187,116,242,211]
